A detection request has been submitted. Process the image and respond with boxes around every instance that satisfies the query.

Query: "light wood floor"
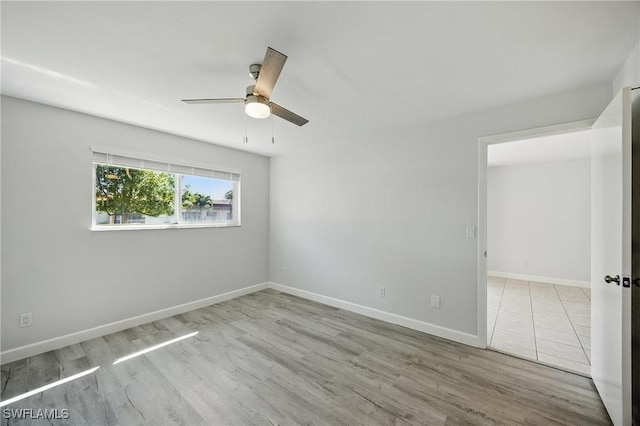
[1,289,611,425]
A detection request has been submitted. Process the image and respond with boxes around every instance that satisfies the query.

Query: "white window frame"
[90,147,241,231]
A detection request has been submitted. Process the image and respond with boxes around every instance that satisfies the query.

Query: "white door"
[591,87,633,426]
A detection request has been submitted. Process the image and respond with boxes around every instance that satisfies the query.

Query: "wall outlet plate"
[20,312,32,328]
[430,295,441,309]
[378,287,386,297]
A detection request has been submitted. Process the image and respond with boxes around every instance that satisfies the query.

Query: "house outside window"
[92,150,240,230]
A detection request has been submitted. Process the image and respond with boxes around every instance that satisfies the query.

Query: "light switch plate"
[466,226,475,238]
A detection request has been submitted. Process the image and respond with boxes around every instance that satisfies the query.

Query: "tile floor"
[487,276,591,376]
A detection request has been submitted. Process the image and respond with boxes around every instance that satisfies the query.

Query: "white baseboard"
[0,282,269,364]
[2,281,482,364]
[268,282,480,347]
[487,271,590,288]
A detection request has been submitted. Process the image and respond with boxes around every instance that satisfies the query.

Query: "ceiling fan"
[182,47,309,127]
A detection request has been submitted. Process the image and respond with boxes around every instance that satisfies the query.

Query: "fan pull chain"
[243,110,249,144]
[271,114,275,144]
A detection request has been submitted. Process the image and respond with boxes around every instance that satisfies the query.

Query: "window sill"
[90,223,241,232]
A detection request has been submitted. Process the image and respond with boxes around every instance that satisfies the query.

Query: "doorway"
[478,120,595,375]
[487,277,591,375]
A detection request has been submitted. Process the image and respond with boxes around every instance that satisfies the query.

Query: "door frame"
[631,86,639,425]
[477,119,596,348]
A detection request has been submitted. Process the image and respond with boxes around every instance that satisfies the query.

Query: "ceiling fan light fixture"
[182,47,308,126]
[245,95,271,119]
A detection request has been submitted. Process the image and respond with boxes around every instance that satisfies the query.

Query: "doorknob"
[604,274,620,285]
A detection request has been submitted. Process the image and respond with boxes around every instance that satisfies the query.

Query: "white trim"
[478,119,596,145]
[175,174,183,225]
[477,119,596,349]
[91,162,97,229]
[233,180,241,226]
[90,223,241,232]
[477,139,488,349]
[1,281,484,364]
[89,145,242,177]
[487,271,590,288]
[268,282,481,347]
[0,283,268,364]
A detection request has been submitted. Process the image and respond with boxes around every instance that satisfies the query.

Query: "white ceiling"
[2,2,639,157]
[487,129,592,167]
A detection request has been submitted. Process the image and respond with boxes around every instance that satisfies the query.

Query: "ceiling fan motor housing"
[246,85,268,102]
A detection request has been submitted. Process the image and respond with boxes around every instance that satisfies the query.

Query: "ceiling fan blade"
[270,102,309,127]
[254,47,287,99]
[182,98,244,104]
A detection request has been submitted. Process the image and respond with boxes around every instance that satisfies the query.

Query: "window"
[181,175,234,224]
[92,151,240,229]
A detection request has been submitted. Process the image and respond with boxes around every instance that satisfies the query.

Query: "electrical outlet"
[20,312,32,328]
[521,260,528,268]
[430,295,441,309]
[378,287,386,297]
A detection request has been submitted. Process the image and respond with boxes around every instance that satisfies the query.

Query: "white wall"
[1,96,270,352]
[269,83,611,340]
[487,158,591,283]
[613,39,640,95]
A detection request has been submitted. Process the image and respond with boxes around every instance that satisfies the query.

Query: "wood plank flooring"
[1,289,611,425]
